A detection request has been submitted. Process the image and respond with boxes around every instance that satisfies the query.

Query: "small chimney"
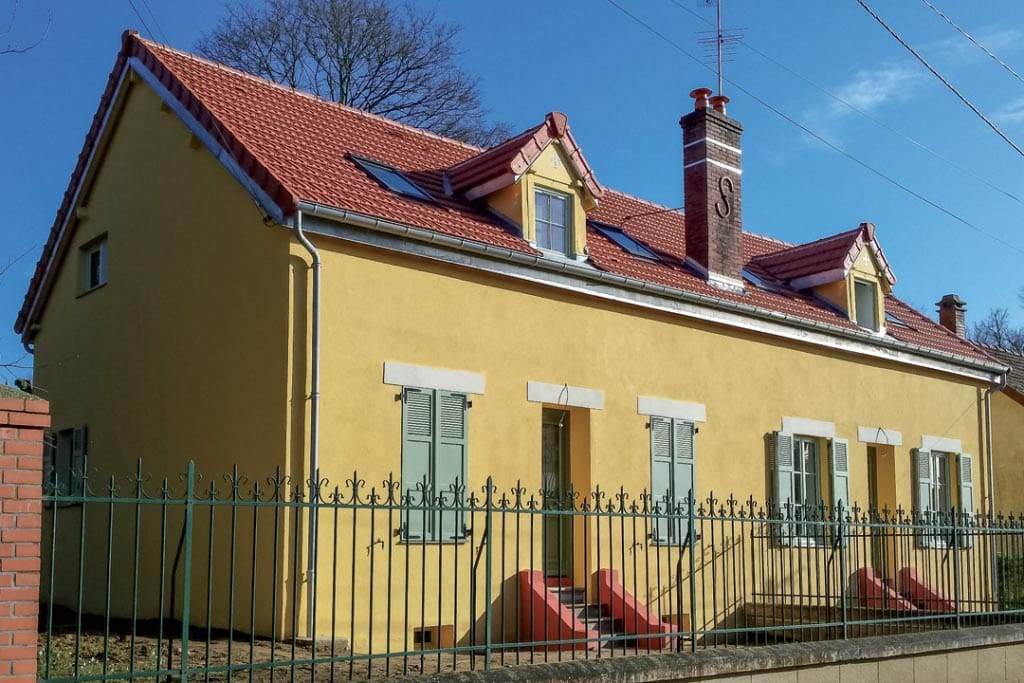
[937,294,967,338]
[680,88,744,291]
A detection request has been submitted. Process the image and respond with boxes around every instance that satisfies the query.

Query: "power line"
[603,0,1024,256]
[139,0,170,45]
[921,0,1024,85]
[668,0,1022,206]
[126,0,157,42]
[854,0,1024,158]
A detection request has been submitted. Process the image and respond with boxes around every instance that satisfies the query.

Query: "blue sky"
[2,1,1023,381]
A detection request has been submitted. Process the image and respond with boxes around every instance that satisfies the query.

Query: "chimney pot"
[690,88,713,111]
[936,293,967,338]
[709,95,730,114]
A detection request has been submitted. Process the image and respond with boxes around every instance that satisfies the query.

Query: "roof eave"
[295,199,1004,384]
[17,32,298,341]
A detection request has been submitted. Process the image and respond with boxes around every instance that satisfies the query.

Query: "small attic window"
[854,279,879,331]
[591,223,660,261]
[885,311,911,329]
[351,156,433,202]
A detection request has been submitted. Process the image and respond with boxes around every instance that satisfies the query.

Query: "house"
[19,31,1008,652]
[931,297,1024,516]
[981,344,1024,514]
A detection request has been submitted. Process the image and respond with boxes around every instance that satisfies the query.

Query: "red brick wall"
[0,394,49,683]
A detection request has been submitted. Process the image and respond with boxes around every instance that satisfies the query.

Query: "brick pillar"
[0,391,50,683]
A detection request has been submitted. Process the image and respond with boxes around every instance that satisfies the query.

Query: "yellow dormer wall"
[484,141,594,257]
[850,246,889,329]
[816,279,849,316]
[813,246,889,328]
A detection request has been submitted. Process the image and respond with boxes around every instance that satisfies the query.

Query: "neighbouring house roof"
[14,31,999,372]
[975,345,1024,403]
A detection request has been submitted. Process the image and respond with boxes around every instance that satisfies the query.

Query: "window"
[649,416,695,544]
[534,188,571,255]
[773,432,850,545]
[81,237,107,292]
[351,156,433,202]
[913,449,975,548]
[854,279,878,331]
[400,387,468,541]
[43,426,87,500]
[791,437,821,537]
[591,222,660,260]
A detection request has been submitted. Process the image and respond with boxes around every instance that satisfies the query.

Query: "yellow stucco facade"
[32,78,1000,649]
[992,391,1024,514]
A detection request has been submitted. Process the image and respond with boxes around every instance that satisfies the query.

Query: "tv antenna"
[696,0,744,96]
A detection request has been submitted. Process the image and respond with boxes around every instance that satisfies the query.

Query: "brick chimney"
[680,88,744,291]
[937,294,967,338]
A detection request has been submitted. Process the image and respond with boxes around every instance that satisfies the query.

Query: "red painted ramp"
[593,569,673,650]
[855,567,917,610]
[518,570,598,651]
[899,567,956,612]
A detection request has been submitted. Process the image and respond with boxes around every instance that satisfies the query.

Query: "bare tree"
[1,1,51,55]
[196,0,510,147]
[971,307,1024,354]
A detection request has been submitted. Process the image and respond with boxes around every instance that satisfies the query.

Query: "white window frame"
[920,450,953,549]
[929,451,951,516]
[81,236,108,293]
[853,278,878,331]
[790,436,824,545]
[534,187,572,256]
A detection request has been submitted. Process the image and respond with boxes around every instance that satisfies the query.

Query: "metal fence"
[39,461,1024,682]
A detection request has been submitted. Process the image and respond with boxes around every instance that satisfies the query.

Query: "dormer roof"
[446,111,604,201]
[748,222,896,290]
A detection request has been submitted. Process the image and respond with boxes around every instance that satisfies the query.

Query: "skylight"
[591,223,660,260]
[885,311,911,329]
[351,156,433,202]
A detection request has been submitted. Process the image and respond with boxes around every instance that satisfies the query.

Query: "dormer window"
[535,188,571,255]
[854,279,878,331]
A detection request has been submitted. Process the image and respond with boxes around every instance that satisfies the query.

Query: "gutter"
[294,200,1004,381]
[985,371,1007,598]
[292,210,321,638]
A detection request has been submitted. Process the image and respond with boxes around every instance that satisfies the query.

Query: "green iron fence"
[39,460,1024,682]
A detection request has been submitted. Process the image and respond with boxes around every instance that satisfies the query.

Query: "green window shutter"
[773,431,795,545]
[649,416,673,544]
[673,420,696,545]
[71,426,88,498]
[436,391,468,540]
[912,449,933,548]
[958,453,975,548]
[43,431,55,497]
[402,388,434,540]
[829,438,850,546]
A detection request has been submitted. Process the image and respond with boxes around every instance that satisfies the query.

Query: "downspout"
[985,371,1007,599]
[293,210,321,638]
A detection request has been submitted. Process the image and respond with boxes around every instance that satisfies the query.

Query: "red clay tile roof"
[447,111,604,200]
[975,345,1024,397]
[13,32,998,370]
[749,222,896,286]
